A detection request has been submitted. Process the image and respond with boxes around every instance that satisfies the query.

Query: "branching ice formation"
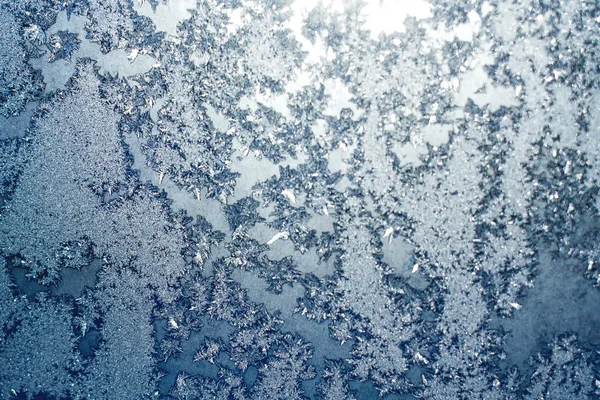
[0,0,600,399]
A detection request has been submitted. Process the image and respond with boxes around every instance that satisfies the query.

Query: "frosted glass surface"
[1,0,600,399]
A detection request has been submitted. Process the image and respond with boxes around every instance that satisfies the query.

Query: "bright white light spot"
[267,231,289,245]
[281,189,296,204]
[383,227,394,238]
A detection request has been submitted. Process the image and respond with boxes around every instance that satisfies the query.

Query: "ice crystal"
[46,30,80,62]
[0,7,44,116]
[1,0,600,398]
[252,334,316,400]
[0,60,126,284]
[525,336,597,400]
[80,269,157,400]
[0,293,81,399]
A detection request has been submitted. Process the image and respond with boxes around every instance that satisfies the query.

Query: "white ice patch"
[203,102,230,133]
[229,138,279,201]
[481,2,495,17]
[190,52,210,67]
[421,124,452,148]
[454,50,520,112]
[426,10,482,43]
[453,10,482,42]
[327,143,355,173]
[254,89,293,120]
[281,189,296,204]
[134,0,196,39]
[312,119,328,140]
[322,78,362,120]
[285,70,314,93]
[238,95,259,112]
[391,141,427,167]
[226,8,246,36]
[267,231,289,245]
[391,123,452,166]
[360,0,433,39]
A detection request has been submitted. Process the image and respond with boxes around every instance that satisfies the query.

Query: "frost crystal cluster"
[1,0,600,399]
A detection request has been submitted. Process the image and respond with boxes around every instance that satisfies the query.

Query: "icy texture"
[0,6,44,116]
[1,0,600,399]
[0,61,126,284]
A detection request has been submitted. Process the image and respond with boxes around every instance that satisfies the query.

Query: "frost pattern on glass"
[1,0,600,399]
[0,6,44,116]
